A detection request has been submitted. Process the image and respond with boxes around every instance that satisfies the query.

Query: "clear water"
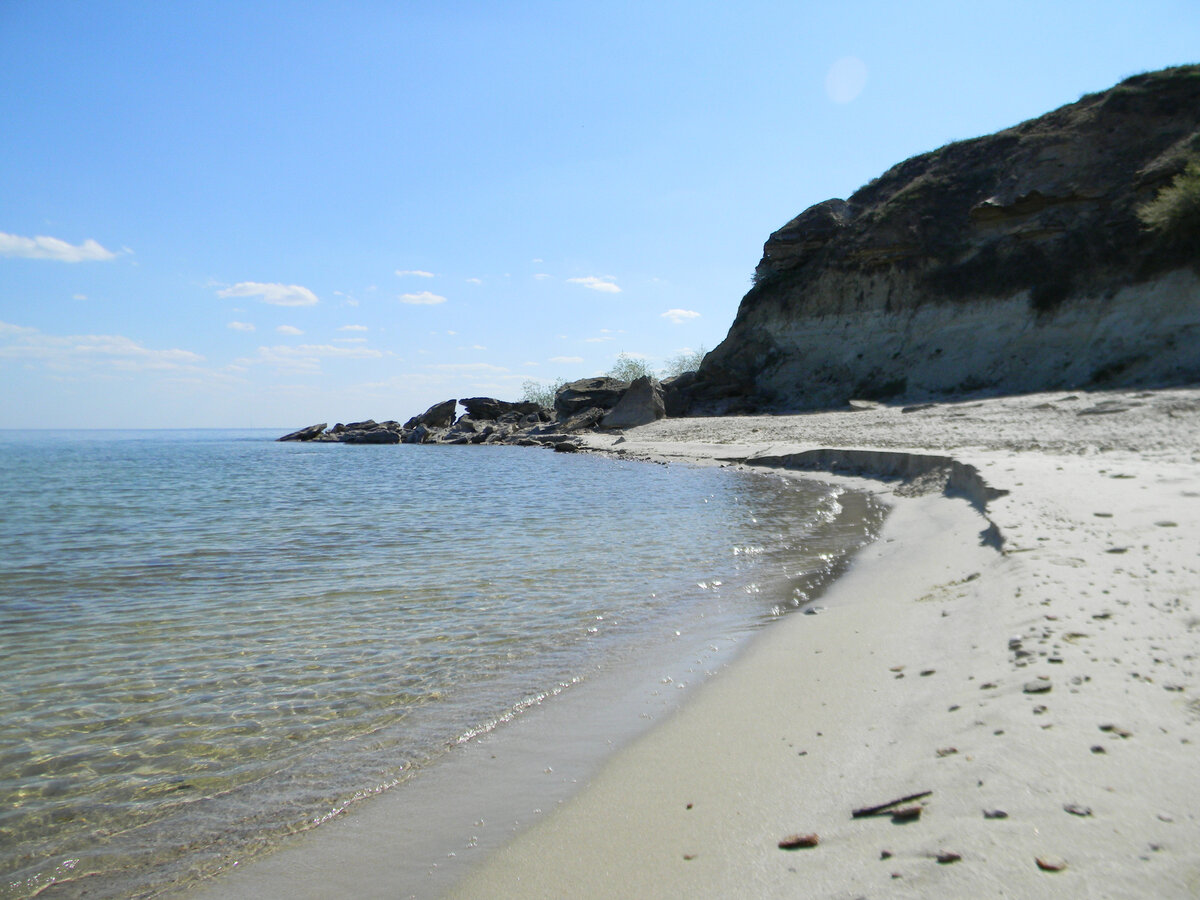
[0,430,882,899]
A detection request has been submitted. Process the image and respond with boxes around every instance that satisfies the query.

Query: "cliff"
[678,65,1200,413]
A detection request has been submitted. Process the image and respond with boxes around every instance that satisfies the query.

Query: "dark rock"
[403,399,458,430]
[278,423,327,442]
[554,377,630,418]
[459,397,544,421]
[553,441,581,452]
[602,376,666,428]
[342,428,400,444]
[403,424,430,444]
[343,419,377,431]
[560,406,606,433]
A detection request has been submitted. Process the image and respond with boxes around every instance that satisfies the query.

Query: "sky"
[2,1,1198,429]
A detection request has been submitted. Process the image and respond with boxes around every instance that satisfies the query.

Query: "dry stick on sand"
[851,791,933,819]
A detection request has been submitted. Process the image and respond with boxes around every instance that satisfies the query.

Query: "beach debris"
[983,809,1009,819]
[1023,680,1053,694]
[1036,855,1068,872]
[920,669,936,676]
[1063,803,1093,817]
[936,747,958,757]
[683,853,696,860]
[1099,723,1133,738]
[778,833,819,849]
[936,851,962,864]
[890,806,923,823]
[880,850,894,859]
[1091,745,1106,754]
[852,790,933,818]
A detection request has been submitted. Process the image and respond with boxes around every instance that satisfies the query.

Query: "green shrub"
[608,353,654,382]
[661,346,707,378]
[1138,160,1200,238]
[519,377,564,408]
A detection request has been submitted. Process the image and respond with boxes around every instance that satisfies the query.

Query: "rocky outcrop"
[554,377,630,418]
[459,397,545,421]
[403,400,458,430]
[601,376,666,428]
[677,65,1200,414]
[277,383,624,448]
[278,423,327,442]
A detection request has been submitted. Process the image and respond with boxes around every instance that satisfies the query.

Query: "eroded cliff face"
[681,65,1200,413]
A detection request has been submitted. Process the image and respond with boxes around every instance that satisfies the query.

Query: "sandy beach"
[185,385,1200,899]
[444,386,1200,898]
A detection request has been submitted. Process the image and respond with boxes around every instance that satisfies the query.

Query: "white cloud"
[73,293,88,301]
[235,343,383,373]
[446,330,458,336]
[584,336,613,343]
[534,273,552,280]
[550,355,583,364]
[532,258,544,263]
[0,232,119,263]
[465,277,483,285]
[218,282,319,307]
[661,308,701,324]
[567,276,621,293]
[400,291,447,305]
[0,319,205,372]
[228,321,256,332]
[335,337,368,343]
[338,324,368,332]
[396,269,435,278]
[523,361,539,367]
[276,325,303,335]
[471,344,487,350]
[428,362,509,373]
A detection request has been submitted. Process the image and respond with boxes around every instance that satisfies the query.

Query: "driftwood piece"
[851,790,933,818]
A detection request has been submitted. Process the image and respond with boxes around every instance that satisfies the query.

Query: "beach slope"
[448,387,1200,898]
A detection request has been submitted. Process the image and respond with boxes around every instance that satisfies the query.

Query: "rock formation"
[674,65,1200,414]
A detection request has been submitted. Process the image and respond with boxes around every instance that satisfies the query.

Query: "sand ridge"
[447,387,1200,898]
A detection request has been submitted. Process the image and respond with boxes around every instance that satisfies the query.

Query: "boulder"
[342,427,400,444]
[601,376,666,428]
[403,399,458,430]
[278,423,327,442]
[554,377,630,419]
[459,397,544,421]
[560,406,606,433]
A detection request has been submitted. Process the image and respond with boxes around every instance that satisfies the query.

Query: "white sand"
[446,387,1200,898]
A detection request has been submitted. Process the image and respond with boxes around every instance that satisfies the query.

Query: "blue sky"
[2,1,1197,428]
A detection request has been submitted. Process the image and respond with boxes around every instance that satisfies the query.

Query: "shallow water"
[0,431,881,899]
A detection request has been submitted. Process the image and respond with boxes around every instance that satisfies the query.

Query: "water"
[0,430,882,899]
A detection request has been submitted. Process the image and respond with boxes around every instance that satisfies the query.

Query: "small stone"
[1091,745,1106,754]
[1036,855,1068,872]
[1024,681,1052,694]
[890,806,923,822]
[1099,723,1132,738]
[880,850,894,859]
[683,853,696,860]
[936,747,958,758]
[983,809,1008,819]
[920,669,936,677]
[936,851,962,864]
[1063,803,1093,817]
[778,833,819,850]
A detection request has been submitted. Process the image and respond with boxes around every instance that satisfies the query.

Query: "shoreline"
[446,386,1200,898]
[186,386,1200,898]
[178,453,884,900]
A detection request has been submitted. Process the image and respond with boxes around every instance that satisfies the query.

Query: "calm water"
[0,430,882,899]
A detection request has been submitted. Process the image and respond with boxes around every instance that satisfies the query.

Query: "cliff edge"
[678,65,1200,413]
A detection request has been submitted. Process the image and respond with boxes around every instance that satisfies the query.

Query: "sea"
[0,429,884,899]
